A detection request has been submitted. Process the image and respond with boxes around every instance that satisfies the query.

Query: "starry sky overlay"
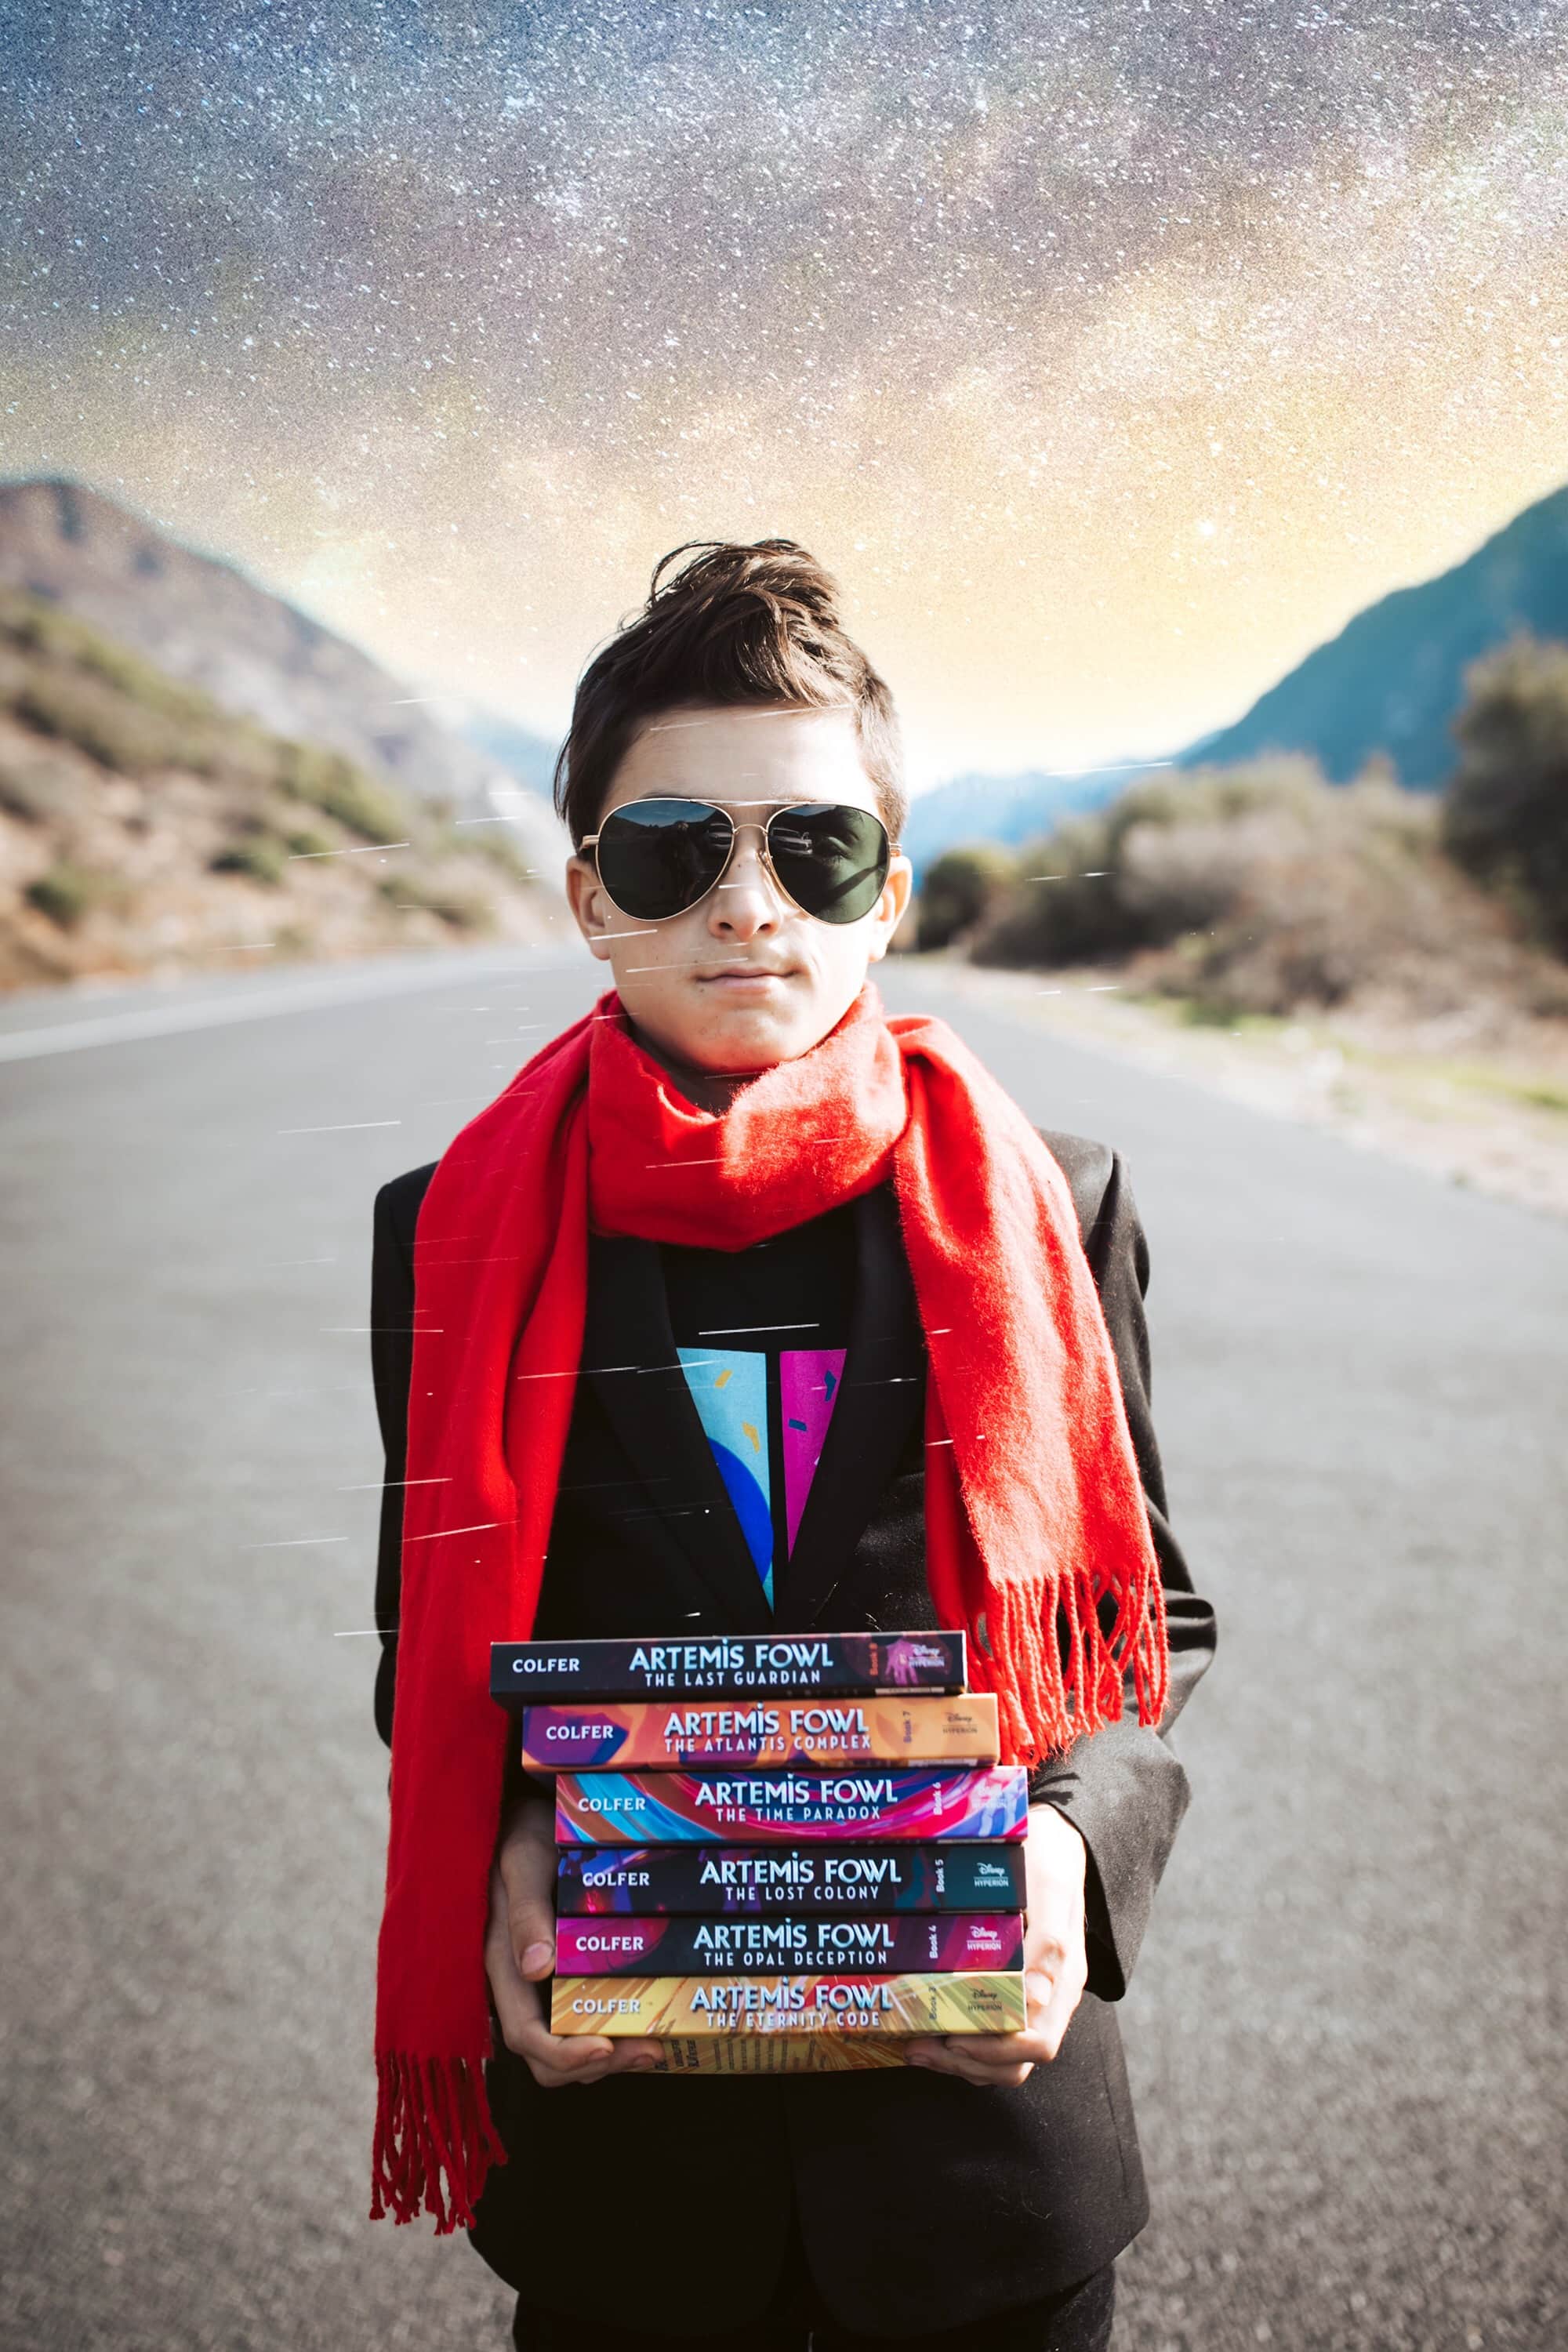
[2,2,1565,785]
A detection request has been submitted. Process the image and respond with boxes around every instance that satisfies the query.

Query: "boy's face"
[567,702,913,1080]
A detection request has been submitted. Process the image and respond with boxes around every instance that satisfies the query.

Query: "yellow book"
[550,1970,1026,2038]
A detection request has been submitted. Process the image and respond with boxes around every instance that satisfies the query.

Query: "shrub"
[0,590,423,848]
[282,825,335,859]
[278,742,410,843]
[0,590,216,727]
[433,890,492,932]
[962,757,1515,1017]
[211,837,287,886]
[14,668,191,777]
[973,760,1332,971]
[1443,634,1568,956]
[0,591,247,780]
[916,844,1017,949]
[0,753,85,825]
[378,868,493,931]
[460,825,535,883]
[195,722,283,793]
[973,811,1131,966]
[26,862,118,929]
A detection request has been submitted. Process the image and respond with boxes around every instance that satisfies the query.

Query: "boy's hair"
[553,539,907,848]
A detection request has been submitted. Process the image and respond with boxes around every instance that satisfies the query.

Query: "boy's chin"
[653,989,850,1076]
[690,1008,814,1073]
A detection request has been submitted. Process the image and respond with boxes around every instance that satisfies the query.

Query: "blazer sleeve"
[1027,1137,1218,2002]
[369,1167,434,1750]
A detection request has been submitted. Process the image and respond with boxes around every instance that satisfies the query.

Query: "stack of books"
[490,1632,1029,2075]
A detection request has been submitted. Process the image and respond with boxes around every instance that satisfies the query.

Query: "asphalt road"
[1,946,1563,2352]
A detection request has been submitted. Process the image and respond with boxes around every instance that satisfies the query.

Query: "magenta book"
[553,1766,1029,1846]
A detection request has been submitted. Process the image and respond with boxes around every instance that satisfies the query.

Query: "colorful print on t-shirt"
[676,1348,771,1600]
[677,1345,847,1610]
[779,1350,844,1554]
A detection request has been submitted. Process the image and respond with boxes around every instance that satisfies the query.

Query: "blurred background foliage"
[1442,637,1568,958]
[913,635,1568,1029]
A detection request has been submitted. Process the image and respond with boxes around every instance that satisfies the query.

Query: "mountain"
[1178,483,1568,787]
[0,477,565,871]
[463,709,561,797]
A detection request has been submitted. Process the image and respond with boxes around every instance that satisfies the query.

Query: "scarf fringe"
[1110,1539,1171,1733]
[369,2050,506,2233]
[979,1555,1171,1769]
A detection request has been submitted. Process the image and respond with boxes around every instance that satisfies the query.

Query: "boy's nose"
[707,833,782,937]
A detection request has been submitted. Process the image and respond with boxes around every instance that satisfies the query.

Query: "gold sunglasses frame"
[579,797,891,926]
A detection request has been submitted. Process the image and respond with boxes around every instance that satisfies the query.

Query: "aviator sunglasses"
[582,797,893,927]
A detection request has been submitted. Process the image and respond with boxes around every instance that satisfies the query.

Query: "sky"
[2,0,1565,789]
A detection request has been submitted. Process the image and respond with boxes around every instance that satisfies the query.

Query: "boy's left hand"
[906,1802,1087,2089]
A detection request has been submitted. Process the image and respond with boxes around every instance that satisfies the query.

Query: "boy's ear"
[866,855,914,962]
[565,853,617,959]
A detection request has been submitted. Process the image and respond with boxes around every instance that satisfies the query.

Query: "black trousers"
[511,2220,1116,2351]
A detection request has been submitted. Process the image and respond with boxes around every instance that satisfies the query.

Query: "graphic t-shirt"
[660,1199,858,1612]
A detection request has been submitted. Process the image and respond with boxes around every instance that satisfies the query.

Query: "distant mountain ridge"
[16,473,1566,881]
[463,709,561,798]
[906,481,1568,869]
[1179,482,1568,786]
[0,477,564,869]
[902,765,1151,875]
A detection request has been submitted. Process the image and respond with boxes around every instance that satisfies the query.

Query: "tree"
[1443,635,1568,956]
[916,843,1018,950]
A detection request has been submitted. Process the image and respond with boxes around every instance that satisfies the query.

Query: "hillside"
[0,477,564,869]
[1179,484,1568,787]
[0,590,556,989]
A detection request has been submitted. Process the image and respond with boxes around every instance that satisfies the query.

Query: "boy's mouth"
[695,963,794,988]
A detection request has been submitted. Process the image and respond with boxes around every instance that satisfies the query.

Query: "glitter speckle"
[0,3,1563,783]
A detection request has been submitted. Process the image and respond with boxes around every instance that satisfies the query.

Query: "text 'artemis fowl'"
[491,1632,966,1704]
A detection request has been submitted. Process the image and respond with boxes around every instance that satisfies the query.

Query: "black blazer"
[369,1133,1217,2336]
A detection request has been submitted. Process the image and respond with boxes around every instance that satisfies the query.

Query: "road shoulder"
[908,954,1568,1220]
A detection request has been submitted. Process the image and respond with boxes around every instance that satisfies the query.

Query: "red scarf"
[371,983,1168,2230]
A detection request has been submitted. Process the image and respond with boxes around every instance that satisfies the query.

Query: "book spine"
[520,1693,1000,1772]
[491,1631,966,1704]
[554,1766,1030,1846]
[555,1842,1029,1916]
[556,1913,1025,1975]
[550,1972,1027,2038]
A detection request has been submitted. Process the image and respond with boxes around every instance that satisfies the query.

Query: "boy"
[368,539,1215,2350]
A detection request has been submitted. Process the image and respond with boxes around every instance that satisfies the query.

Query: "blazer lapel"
[582,1232,775,1633]
[776,1183,926,1632]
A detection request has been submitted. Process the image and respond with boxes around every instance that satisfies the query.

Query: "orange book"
[521,1693,1000,1772]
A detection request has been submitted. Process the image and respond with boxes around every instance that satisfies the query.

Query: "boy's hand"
[485,1794,662,2088]
[906,1802,1088,2089]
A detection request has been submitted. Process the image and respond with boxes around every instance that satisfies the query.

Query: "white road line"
[0,951,584,1064]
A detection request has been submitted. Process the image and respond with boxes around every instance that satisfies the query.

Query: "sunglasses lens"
[766,804,891,924]
[593,799,733,920]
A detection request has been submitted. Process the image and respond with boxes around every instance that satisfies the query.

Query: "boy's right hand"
[485,1794,663,2088]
